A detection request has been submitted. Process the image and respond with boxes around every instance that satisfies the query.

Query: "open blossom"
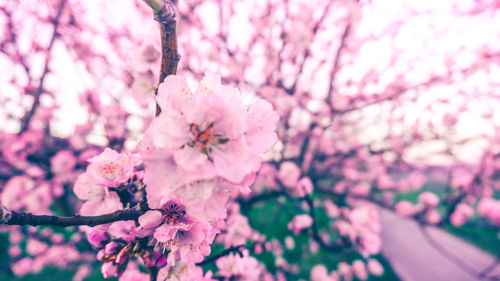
[141,72,279,185]
[136,200,214,265]
[86,148,141,187]
[73,173,122,216]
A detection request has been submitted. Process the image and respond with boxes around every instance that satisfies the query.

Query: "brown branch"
[142,0,180,116]
[0,205,144,227]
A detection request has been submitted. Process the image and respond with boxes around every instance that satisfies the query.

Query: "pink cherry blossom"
[278,161,301,188]
[86,148,140,187]
[418,192,440,207]
[142,72,278,185]
[367,259,384,276]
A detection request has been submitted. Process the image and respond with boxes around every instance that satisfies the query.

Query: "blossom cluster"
[72,72,279,280]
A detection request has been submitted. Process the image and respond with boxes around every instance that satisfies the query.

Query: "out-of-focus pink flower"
[26,238,48,256]
[395,201,419,217]
[377,174,395,189]
[50,150,77,174]
[367,259,384,276]
[360,233,382,255]
[324,200,340,218]
[284,236,295,250]
[311,265,332,281]
[337,262,352,281]
[425,209,441,224]
[450,203,474,226]
[120,267,150,281]
[216,252,264,280]
[295,177,314,197]
[101,261,119,278]
[278,161,301,188]
[451,169,474,189]
[11,258,33,276]
[352,260,368,280]
[407,172,426,190]
[418,192,440,207]
[102,104,128,139]
[478,197,500,225]
[74,265,92,281]
[131,70,156,106]
[287,214,313,234]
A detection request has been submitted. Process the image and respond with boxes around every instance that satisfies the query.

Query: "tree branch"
[142,0,180,116]
[0,206,144,227]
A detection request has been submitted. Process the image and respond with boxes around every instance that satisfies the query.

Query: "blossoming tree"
[0,0,499,280]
